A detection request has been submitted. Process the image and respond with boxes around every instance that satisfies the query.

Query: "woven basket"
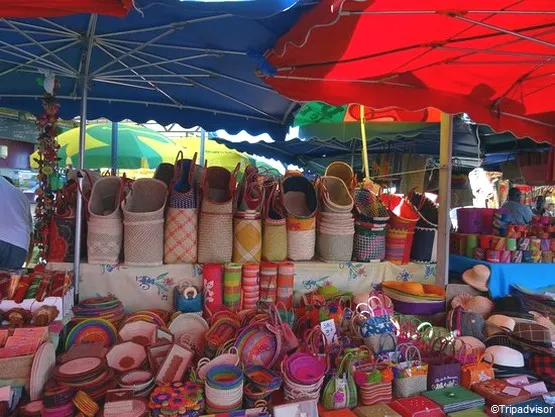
[262,218,287,262]
[283,176,317,218]
[164,154,198,264]
[287,217,316,261]
[392,374,427,398]
[325,161,355,192]
[233,215,262,263]
[407,191,438,228]
[319,176,354,213]
[380,194,419,231]
[353,224,386,262]
[385,227,415,265]
[122,178,167,266]
[87,176,123,265]
[317,230,354,262]
[354,188,390,225]
[410,226,438,263]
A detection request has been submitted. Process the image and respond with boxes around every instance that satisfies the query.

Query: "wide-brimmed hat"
[485,314,516,337]
[462,265,490,292]
[509,322,555,356]
[484,345,524,368]
[451,294,494,318]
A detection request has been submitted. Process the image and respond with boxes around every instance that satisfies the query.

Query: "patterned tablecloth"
[48,261,436,312]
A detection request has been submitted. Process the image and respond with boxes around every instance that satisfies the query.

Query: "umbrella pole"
[359,105,370,180]
[111,121,118,175]
[200,128,206,167]
[436,112,453,286]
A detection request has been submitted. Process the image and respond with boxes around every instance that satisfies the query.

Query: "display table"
[48,261,436,312]
[449,254,554,298]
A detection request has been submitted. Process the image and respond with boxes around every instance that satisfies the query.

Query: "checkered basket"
[353,223,386,262]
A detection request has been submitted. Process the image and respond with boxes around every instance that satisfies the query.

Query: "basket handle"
[173,150,185,183]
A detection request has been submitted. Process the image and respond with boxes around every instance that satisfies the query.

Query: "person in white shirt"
[0,176,32,269]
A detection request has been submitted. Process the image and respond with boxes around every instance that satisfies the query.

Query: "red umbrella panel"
[262,0,555,144]
[0,0,132,18]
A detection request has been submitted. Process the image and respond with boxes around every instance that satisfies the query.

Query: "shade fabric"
[263,0,555,144]
[0,0,315,139]
[0,0,132,17]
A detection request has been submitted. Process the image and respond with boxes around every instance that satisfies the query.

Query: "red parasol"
[0,0,133,18]
[263,0,555,144]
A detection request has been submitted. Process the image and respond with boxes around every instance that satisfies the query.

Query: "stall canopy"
[0,1,133,18]
[0,0,315,138]
[261,0,555,144]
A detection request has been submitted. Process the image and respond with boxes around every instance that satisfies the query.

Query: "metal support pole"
[436,112,453,286]
[73,83,87,302]
[111,121,119,174]
[200,128,206,167]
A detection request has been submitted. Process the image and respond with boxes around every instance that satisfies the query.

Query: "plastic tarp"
[0,0,132,17]
[0,0,315,138]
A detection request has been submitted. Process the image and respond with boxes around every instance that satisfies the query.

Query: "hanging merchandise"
[316,176,355,262]
[262,181,287,262]
[122,179,167,266]
[197,163,238,263]
[408,191,438,263]
[233,165,263,263]
[164,152,198,264]
[87,176,125,265]
[283,175,317,261]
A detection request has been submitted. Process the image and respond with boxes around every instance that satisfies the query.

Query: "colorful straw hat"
[462,265,490,292]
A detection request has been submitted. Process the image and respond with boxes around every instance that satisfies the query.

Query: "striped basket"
[122,179,167,266]
[385,226,415,265]
[353,223,386,262]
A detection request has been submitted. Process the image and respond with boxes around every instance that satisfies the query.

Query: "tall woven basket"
[122,178,167,266]
[385,227,414,265]
[262,182,287,262]
[353,223,386,262]
[198,165,237,264]
[164,152,198,264]
[283,176,317,261]
[87,176,124,265]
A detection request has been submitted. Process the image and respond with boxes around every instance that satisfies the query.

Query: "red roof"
[0,0,132,18]
[263,0,555,144]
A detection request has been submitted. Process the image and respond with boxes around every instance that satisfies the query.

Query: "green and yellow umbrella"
[30,123,183,169]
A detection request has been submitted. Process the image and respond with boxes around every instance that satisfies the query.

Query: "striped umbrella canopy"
[30,123,183,169]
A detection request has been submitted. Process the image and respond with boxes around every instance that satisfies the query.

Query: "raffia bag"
[164,152,198,264]
[87,176,124,265]
[283,175,317,261]
[325,161,356,193]
[233,166,263,263]
[262,182,287,262]
[122,178,167,266]
[319,176,354,213]
[197,164,238,264]
[317,228,354,262]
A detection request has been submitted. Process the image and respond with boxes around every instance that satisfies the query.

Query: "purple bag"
[427,339,461,390]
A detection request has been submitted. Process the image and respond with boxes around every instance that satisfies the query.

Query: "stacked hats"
[381,281,446,315]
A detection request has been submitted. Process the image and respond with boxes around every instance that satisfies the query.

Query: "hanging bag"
[197,162,238,263]
[322,352,357,410]
[164,151,198,264]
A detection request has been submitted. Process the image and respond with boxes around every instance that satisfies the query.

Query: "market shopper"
[0,176,32,269]
[500,187,533,225]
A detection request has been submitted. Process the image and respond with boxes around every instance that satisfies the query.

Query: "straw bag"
[317,229,354,262]
[325,161,356,193]
[461,352,494,388]
[322,352,357,410]
[283,176,317,261]
[197,163,238,264]
[385,226,415,265]
[353,223,386,262]
[87,176,125,265]
[233,166,263,263]
[353,358,394,406]
[262,182,287,262]
[319,176,354,213]
[164,152,198,264]
[122,178,167,266]
[392,345,428,398]
[410,226,438,263]
[380,194,419,231]
[354,188,390,225]
[407,191,438,228]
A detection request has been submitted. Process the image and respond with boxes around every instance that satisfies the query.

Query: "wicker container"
[87,176,123,265]
[122,178,167,266]
[325,161,355,192]
[262,218,287,262]
[319,176,354,213]
[410,226,438,263]
[233,214,262,263]
[385,227,415,265]
[317,230,354,262]
[198,165,236,264]
[353,224,386,262]
[0,354,33,382]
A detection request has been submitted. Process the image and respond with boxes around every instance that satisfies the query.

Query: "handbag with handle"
[461,352,495,388]
[392,344,428,398]
[427,339,462,390]
[322,352,357,410]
